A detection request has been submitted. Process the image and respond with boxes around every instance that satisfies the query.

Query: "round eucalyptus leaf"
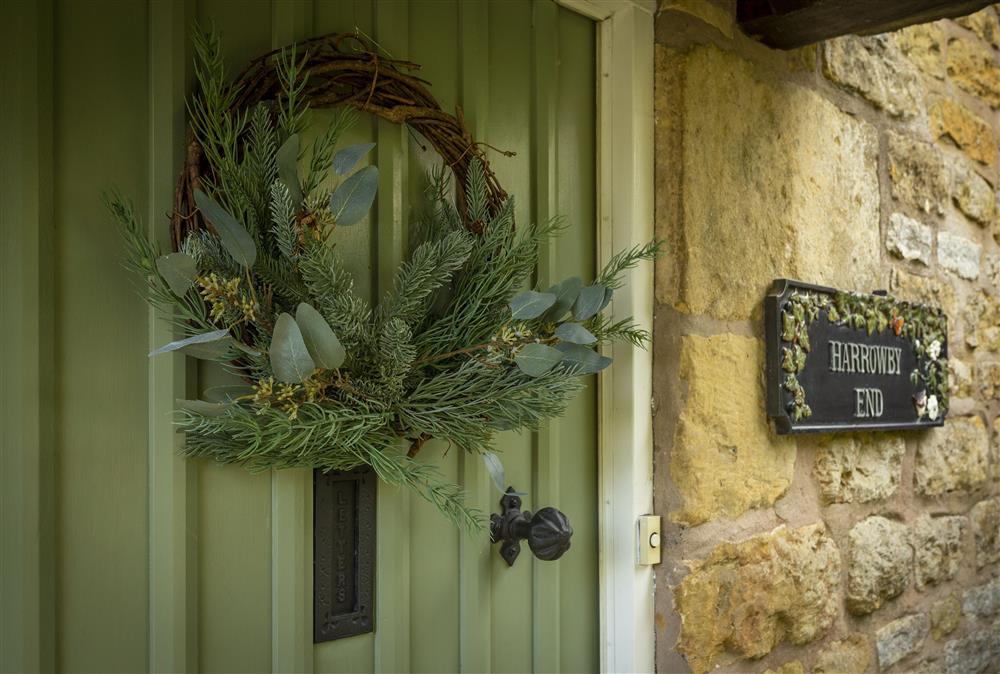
[155,252,197,296]
[514,342,564,377]
[330,165,379,226]
[332,142,376,175]
[194,188,257,267]
[555,342,612,375]
[509,290,557,320]
[269,313,316,384]
[542,276,583,322]
[573,283,608,321]
[554,321,597,345]
[295,302,346,370]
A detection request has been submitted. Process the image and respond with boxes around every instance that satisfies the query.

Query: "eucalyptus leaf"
[599,286,613,312]
[270,313,316,383]
[509,290,557,320]
[332,142,376,175]
[514,342,564,377]
[573,283,608,321]
[155,252,197,296]
[554,322,597,345]
[483,452,506,493]
[277,133,303,207]
[149,328,229,357]
[330,165,379,226]
[542,276,583,322]
[177,399,231,417]
[193,188,257,267]
[181,340,233,360]
[203,385,255,403]
[295,302,346,369]
[555,342,612,375]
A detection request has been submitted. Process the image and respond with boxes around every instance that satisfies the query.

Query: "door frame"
[554,1,657,672]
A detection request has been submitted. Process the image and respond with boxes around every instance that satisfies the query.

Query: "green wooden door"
[2,1,598,672]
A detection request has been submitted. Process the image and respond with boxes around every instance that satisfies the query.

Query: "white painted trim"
[556,1,656,672]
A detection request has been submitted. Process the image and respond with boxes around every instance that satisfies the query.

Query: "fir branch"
[304,108,358,197]
[597,239,662,290]
[269,180,297,259]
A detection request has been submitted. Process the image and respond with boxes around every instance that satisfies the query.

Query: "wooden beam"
[738,0,995,49]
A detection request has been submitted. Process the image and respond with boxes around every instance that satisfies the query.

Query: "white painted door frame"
[554,1,657,672]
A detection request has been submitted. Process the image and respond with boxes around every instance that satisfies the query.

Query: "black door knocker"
[489,487,573,566]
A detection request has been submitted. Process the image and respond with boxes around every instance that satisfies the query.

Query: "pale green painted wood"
[1,3,597,672]
[147,2,198,672]
[553,10,600,673]
[0,1,55,672]
[457,3,497,670]
[53,0,151,669]
[194,4,274,673]
[270,4,317,673]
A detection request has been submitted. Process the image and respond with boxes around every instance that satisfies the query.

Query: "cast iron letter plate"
[313,467,375,642]
[765,278,949,434]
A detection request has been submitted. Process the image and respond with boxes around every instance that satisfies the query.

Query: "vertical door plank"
[53,0,151,669]
[404,3,462,672]
[373,1,412,672]
[552,9,599,673]
[270,3,316,673]
[486,4,536,670]
[193,3,274,672]
[0,0,55,671]
[457,1,495,671]
[529,2,562,672]
[147,1,198,672]
[311,2,378,671]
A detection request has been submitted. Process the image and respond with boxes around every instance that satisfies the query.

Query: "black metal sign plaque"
[765,279,948,435]
[313,467,375,642]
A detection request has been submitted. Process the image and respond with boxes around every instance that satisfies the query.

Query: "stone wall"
[653,2,1000,672]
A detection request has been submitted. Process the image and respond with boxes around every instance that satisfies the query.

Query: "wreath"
[108,29,657,529]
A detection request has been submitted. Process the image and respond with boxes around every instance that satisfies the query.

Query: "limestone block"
[944,622,1000,674]
[846,516,912,615]
[673,524,840,674]
[887,131,950,216]
[986,252,1000,285]
[930,97,995,166]
[889,268,958,320]
[949,358,974,398]
[964,289,1000,350]
[915,416,989,495]
[931,594,963,639]
[762,662,805,674]
[937,231,981,280]
[822,35,921,117]
[977,362,1000,399]
[886,212,933,264]
[950,159,995,226]
[912,515,967,588]
[811,434,904,504]
[657,45,880,319]
[956,8,1000,49]
[947,37,1000,108]
[894,23,945,79]
[970,496,1000,566]
[669,334,796,525]
[811,633,872,674]
[876,613,930,670]
[963,577,1000,619]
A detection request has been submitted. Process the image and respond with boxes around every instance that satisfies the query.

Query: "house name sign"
[765,279,949,434]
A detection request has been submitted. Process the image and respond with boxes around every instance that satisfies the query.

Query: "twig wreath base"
[110,28,657,529]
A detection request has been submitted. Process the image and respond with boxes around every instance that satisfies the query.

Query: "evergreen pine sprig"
[109,27,658,531]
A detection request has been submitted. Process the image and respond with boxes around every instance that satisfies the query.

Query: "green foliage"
[110,27,657,531]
